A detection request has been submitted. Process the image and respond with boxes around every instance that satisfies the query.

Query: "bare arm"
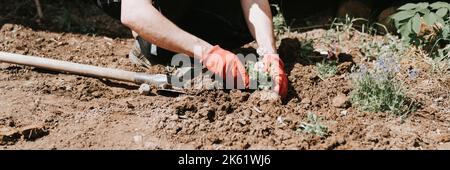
[121,0,212,58]
[241,0,277,54]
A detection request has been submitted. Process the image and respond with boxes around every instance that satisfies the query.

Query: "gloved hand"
[262,54,288,99]
[201,45,249,89]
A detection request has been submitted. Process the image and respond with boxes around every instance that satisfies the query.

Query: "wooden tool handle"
[0,51,145,84]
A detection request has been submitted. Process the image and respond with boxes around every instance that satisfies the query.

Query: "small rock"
[169,114,179,121]
[1,23,15,32]
[35,38,44,43]
[0,63,10,70]
[133,135,143,144]
[301,98,311,104]
[332,93,350,108]
[65,85,72,91]
[277,116,285,125]
[91,91,102,98]
[144,142,158,149]
[249,90,280,102]
[139,84,151,95]
[434,97,444,103]
[438,143,450,150]
[340,110,348,116]
[438,134,450,143]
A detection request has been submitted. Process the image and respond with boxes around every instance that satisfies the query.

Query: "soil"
[1,0,450,150]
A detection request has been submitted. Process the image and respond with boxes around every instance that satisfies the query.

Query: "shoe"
[128,36,157,68]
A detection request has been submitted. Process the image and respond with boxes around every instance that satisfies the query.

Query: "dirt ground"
[1,0,450,150]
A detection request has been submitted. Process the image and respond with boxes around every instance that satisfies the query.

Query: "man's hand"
[262,54,288,99]
[201,45,249,89]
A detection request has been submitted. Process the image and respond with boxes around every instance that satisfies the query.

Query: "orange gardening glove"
[201,45,249,89]
[262,54,288,99]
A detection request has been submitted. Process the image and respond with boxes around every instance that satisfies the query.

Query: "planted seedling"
[298,112,328,137]
[316,60,338,80]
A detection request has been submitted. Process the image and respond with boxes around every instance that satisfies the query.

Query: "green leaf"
[443,26,450,38]
[399,19,412,38]
[398,3,419,10]
[423,12,438,25]
[418,8,431,15]
[390,11,416,21]
[411,14,421,34]
[436,8,449,17]
[430,2,450,10]
[436,16,445,25]
[416,2,430,10]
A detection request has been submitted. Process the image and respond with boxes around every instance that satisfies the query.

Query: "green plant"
[330,15,368,34]
[316,60,338,80]
[390,2,450,45]
[428,45,450,73]
[272,4,289,35]
[298,112,328,137]
[350,57,415,116]
[359,34,410,61]
[247,61,272,90]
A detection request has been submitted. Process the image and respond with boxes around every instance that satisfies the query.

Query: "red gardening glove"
[262,54,288,99]
[201,45,249,89]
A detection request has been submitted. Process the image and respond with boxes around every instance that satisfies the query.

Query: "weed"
[330,15,367,34]
[247,61,272,90]
[359,34,410,61]
[272,4,289,35]
[428,51,450,74]
[350,56,416,116]
[298,112,328,137]
[316,60,338,80]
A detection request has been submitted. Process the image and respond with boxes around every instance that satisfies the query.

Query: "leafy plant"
[247,61,272,90]
[350,56,416,116]
[390,2,450,45]
[428,44,450,73]
[359,34,410,61]
[272,4,289,35]
[316,60,338,80]
[298,112,328,137]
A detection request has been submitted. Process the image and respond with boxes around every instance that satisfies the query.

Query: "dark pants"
[96,0,255,56]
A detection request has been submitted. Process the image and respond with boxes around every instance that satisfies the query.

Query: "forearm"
[121,0,212,58]
[241,0,277,54]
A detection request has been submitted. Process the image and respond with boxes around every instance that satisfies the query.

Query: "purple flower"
[375,57,400,75]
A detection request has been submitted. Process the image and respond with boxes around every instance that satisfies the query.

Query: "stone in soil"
[332,93,350,108]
